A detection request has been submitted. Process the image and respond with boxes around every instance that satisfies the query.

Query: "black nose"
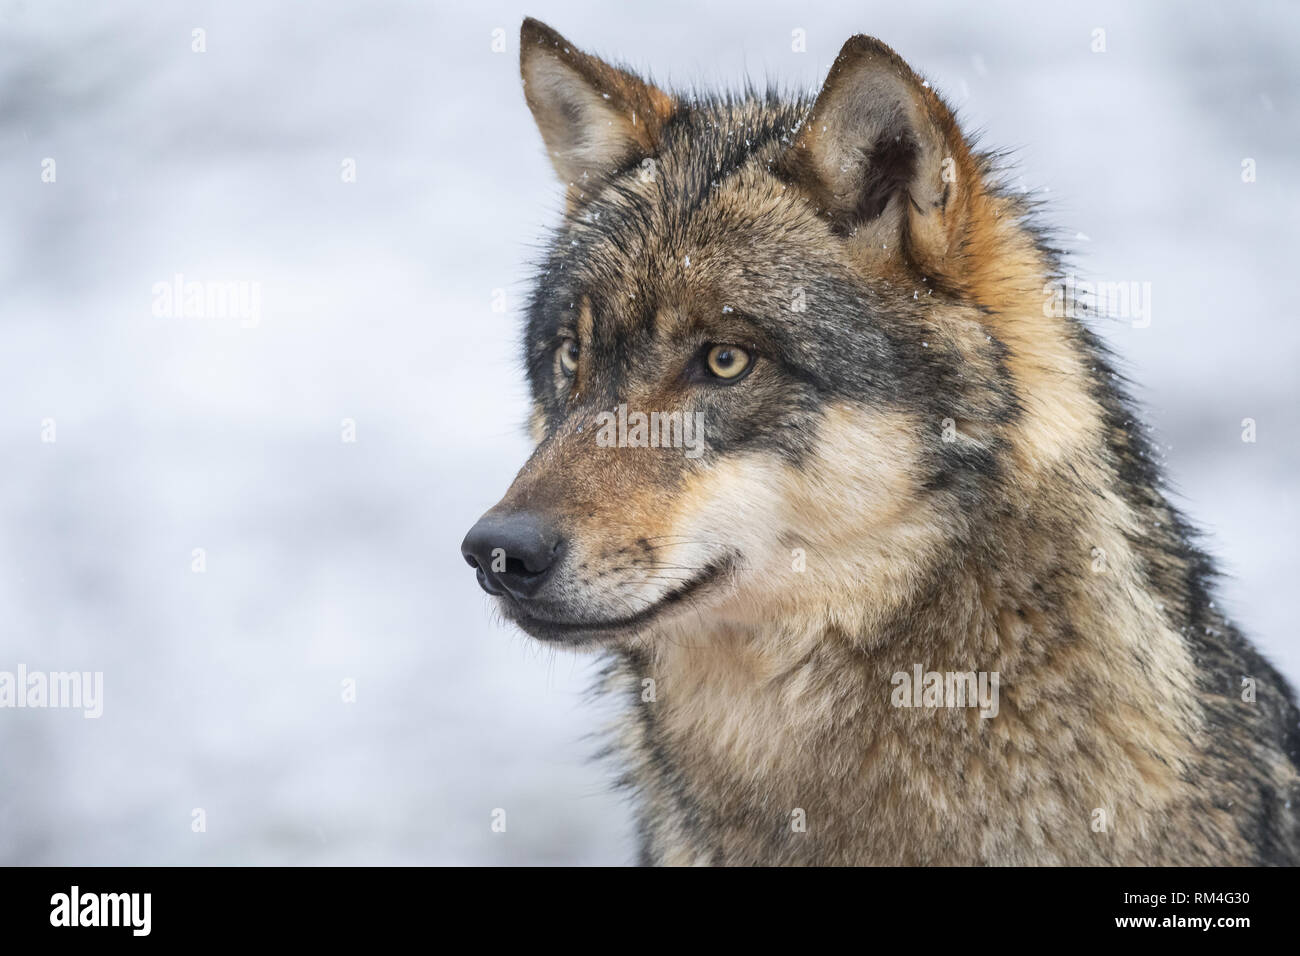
[461,511,563,599]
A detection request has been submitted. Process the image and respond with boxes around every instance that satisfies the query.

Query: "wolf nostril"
[462,552,505,596]
[504,556,531,577]
[460,511,564,600]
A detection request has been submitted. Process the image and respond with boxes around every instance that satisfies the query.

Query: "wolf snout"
[461,510,563,600]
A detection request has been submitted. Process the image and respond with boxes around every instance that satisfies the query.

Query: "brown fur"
[462,19,1300,865]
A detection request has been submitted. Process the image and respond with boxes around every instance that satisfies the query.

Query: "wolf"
[461,18,1300,865]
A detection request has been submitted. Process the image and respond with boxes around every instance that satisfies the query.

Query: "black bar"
[0,866,1285,942]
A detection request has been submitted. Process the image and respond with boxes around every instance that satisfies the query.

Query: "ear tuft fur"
[783,35,980,278]
[519,18,675,203]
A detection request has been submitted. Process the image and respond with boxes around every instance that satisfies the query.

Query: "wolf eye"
[704,344,751,381]
[557,338,579,376]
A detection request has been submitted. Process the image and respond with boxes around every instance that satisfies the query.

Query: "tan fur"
[607,401,1232,864]
[469,20,1300,866]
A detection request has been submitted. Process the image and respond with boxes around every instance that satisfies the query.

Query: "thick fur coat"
[460,19,1300,865]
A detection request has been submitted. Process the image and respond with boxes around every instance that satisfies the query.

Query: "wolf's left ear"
[520,18,676,203]
[785,36,980,278]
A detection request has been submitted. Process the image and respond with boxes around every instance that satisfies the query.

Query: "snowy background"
[0,0,1296,864]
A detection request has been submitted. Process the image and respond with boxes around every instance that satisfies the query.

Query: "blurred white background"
[0,0,1296,864]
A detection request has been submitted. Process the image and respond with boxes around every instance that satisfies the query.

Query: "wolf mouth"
[505,558,734,643]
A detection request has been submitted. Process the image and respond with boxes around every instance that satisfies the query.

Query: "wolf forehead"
[522,104,976,419]
[528,97,832,316]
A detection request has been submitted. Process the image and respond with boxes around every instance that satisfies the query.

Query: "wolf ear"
[519,18,675,203]
[785,36,979,277]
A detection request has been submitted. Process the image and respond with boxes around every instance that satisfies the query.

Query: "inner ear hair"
[783,35,978,277]
[519,18,676,203]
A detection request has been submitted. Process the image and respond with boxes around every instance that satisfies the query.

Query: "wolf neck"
[615,473,1203,864]
[613,282,1210,865]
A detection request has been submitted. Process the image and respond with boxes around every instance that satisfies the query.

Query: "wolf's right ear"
[783,36,982,281]
[520,18,675,204]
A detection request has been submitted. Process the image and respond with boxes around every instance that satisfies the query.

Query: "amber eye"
[705,344,751,380]
[558,338,579,376]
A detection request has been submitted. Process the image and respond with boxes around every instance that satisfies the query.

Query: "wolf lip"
[502,558,733,643]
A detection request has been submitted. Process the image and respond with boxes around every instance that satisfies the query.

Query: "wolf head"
[463,19,1069,646]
